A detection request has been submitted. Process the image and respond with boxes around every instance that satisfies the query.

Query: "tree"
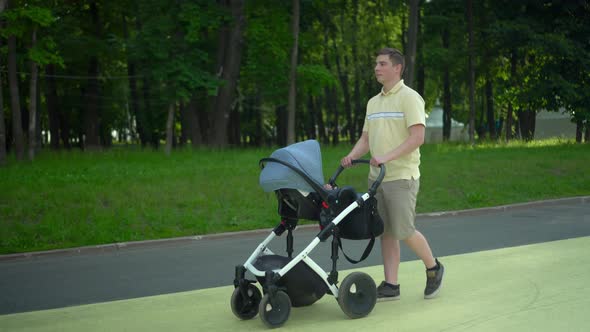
[466,0,475,144]
[83,1,102,150]
[7,35,24,160]
[27,27,38,159]
[405,0,419,88]
[286,0,300,145]
[3,3,62,159]
[211,0,246,147]
[2,0,589,154]
[0,0,7,165]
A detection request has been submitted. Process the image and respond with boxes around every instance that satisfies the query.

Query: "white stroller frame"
[231,156,385,328]
[243,191,372,298]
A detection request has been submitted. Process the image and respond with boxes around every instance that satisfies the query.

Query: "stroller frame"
[232,158,385,328]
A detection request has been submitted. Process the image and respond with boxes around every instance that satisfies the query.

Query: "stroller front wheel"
[337,272,377,319]
[259,290,291,328]
[231,284,262,320]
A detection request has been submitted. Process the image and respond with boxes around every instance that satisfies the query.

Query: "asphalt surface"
[0,197,589,316]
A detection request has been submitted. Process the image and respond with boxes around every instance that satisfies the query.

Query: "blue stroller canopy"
[260,140,325,193]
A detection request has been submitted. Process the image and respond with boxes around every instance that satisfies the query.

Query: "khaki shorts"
[369,178,420,240]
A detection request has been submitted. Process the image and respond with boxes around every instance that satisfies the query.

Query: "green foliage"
[1,3,62,66]
[1,5,53,36]
[1,0,589,151]
[179,2,226,43]
[240,0,291,102]
[297,64,337,96]
[28,37,63,66]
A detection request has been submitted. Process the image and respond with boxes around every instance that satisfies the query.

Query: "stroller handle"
[328,160,386,197]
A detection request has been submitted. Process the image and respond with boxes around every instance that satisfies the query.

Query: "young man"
[340,47,444,301]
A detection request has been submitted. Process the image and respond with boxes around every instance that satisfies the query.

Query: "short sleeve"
[403,91,426,128]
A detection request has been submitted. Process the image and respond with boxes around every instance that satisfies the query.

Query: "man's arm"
[342,131,370,167]
[370,124,425,166]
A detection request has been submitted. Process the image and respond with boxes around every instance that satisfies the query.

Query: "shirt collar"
[381,79,405,96]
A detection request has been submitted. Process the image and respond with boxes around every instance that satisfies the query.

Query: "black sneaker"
[377,281,400,302]
[424,259,444,299]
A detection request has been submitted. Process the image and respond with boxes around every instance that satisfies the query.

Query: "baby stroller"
[231,140,385,328]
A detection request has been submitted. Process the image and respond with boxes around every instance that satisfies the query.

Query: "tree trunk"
[585,121,589,143]
[0,70,5,165]
[228,105,241,146]
[212,0,245,147]
[0,3,6,164]
[45,64,60,149]
[506,48,517,142]
[35,86,41,151]
[254,94,263,146]
[335,52,352,144]
[286,0,300,145]
[275,105,287,146]
[8,35,25,160]
[28,28,38,160]
[505,104,514,141]
[128,60,142,145]
[476,87,486,139]
[466,0,475,144]
[183,97,202,147]
[401,8,407,53]
[84,57,101,149]
[405,0,419,87]
[352,0,363,141]
[575,118,583,143]
[0,31,6,165]
[84,1,101,150]
[485,78,496,140]
[353,74,362,140]
[178,103,188,147]
[442,27,452,141]
[416,6,425,97]
[518,109,535,141]
[123,12,142,146]
[165,103,175,155]
[306,95,316,139]
[327,86,339,145]
[142,77,157,148]
[315,96,328,144]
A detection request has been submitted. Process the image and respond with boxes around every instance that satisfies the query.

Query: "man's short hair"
[377,48,405,74]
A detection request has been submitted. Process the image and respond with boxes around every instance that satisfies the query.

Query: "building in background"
[535,110,576,139]
[425,106,468,143]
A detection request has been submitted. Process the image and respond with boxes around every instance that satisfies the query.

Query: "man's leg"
[381,232,401,284]
[403,230,436,269]
[404,230,444,299]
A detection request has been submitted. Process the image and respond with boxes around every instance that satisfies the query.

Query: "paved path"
[2,237,590,331]
[1,197,589,315]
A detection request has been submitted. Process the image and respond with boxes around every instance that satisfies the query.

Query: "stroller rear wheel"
[231,284,262,320]
[337,272,377,319]
[259,290,291,328]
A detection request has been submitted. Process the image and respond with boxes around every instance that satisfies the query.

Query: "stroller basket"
[253,254,328,307]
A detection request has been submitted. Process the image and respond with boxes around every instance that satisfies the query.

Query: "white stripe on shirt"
[367,112,404,120]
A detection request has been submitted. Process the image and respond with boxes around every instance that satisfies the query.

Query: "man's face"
[374,54,401,84]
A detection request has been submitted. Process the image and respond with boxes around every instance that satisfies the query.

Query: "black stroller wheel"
[231,284,262,320]
[337,272,377,319]
[259,290,291,328]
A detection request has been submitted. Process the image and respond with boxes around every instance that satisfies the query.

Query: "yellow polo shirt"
[362,79,426,182]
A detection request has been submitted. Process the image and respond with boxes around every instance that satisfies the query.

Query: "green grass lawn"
[1,139,589,254]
